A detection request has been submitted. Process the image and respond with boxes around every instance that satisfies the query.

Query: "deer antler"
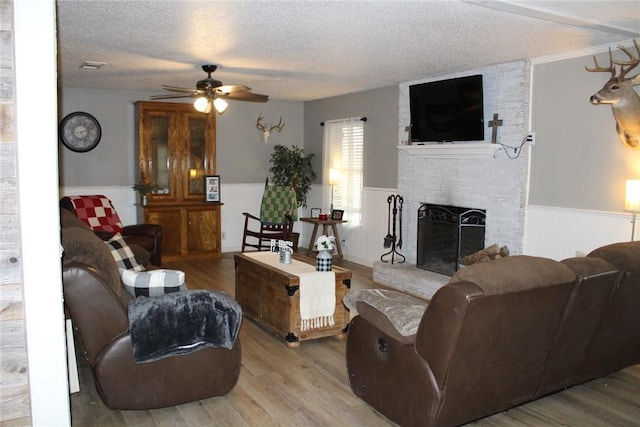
[612,39,640,80]
[270,117,285,133]
[256,114,285,144]
[586,40,640,82]
[585,48,616,80]
[256,113,267,131]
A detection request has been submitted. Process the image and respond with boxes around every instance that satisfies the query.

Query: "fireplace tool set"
[381,194,405,264]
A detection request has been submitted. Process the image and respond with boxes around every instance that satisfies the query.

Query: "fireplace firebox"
[417,203,486,276]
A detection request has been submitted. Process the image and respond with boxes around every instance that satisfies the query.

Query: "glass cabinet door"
[139,103,215,205]
[184,115,208,200]
[149,115,171,197]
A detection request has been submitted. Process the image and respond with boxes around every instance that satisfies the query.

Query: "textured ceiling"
[56,0,640,101]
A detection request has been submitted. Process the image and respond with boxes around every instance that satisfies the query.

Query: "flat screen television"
[409,74,484,143]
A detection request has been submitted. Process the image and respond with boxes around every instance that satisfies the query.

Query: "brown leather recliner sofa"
[61,195,163,266]
[346,241,640,427]
[61,211,241,410]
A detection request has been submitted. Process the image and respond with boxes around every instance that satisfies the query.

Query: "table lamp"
[329,168,340,212]
[625,179,640,241]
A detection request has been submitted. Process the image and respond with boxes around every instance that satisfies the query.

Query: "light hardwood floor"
[70,253,640,426]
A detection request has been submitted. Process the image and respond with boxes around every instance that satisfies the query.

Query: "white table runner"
[244,252,336,330]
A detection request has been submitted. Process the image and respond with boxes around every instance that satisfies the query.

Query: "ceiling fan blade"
[152,64,270,105]
[215,84,251,94]
[150,94,196,100]
[220,91,269,102]
[161,85,200,93]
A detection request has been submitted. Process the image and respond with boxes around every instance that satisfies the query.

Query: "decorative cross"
[488,113,503,144]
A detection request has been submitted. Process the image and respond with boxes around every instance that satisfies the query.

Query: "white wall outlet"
[222,231,226,240]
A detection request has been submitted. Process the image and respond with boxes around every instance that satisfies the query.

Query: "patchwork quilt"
[67,195,124,233]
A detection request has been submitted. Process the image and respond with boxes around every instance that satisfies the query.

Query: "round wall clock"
[59,111,102,152]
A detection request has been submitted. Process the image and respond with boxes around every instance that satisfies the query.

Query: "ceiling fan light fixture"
[213,98,228,114]
[154,64,267,112]
[193,96,211,113]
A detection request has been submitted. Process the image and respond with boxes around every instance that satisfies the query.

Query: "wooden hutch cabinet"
[135,101,221,261]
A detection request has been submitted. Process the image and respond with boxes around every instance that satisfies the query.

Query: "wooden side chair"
[241,180,298,252]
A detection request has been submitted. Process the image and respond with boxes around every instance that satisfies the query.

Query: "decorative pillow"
[121,269,186,297]
[106,233,145,272]
[66,195,124,233]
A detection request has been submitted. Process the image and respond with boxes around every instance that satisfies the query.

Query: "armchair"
[61,225,241,410]
[61,195,163,266]
[241,181,297,252]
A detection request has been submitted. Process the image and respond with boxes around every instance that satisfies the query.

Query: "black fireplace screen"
[417,203,486,276]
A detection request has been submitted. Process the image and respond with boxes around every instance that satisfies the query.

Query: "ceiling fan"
[151,64,269,114]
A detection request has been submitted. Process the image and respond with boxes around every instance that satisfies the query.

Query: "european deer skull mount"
[585,39,640,149]
[256,114,285,144]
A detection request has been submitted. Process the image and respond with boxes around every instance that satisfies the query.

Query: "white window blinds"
[323,118,364,227]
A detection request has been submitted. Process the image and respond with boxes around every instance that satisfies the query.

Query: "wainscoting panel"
[338,187,399,267]
[524,205,632,260]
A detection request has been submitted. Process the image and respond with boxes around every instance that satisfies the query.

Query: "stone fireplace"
[372,60,530,300]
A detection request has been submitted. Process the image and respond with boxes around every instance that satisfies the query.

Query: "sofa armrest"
[94,229,116,240]
[344,289,428,344]
[122,223,162,238]
[129,244,151,267]
[242,212,261,222]
[122,224,163,266]
[93,333,241,410]
[354,302,415,345]
[63,263,129,364]
[346,315,442,426]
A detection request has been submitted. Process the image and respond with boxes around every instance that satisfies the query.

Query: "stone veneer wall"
[0,0,31,422]
[396,61,530,265]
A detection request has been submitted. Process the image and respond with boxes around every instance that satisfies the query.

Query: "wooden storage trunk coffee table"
[234,252,352,348]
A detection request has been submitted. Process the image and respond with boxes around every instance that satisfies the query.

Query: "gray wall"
[62,47,639,215]
[217,100,304,183]
[303,85,399,188]
[59,87,304,186]
[530,49,640,212]
[59,87,144,187]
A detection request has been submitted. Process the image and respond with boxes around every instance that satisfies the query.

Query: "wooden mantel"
[397,143,502,159]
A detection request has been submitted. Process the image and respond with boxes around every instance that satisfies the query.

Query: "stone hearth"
[373,261,449,300]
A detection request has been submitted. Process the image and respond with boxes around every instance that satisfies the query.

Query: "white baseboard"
[66,319,79,394]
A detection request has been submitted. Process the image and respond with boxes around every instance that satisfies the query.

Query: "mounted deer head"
[585,39,640,148]
[256,114,285,144]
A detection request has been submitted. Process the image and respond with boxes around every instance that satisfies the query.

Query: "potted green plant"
[269,144,316,208]
[131,174,159,206]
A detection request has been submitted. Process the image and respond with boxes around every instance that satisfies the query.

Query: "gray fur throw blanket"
[343,289,428,337]
[128,290,242,363]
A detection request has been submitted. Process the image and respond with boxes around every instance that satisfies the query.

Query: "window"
[323,118,364,227]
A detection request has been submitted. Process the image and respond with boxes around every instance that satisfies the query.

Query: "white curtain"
[322,118,364,227]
